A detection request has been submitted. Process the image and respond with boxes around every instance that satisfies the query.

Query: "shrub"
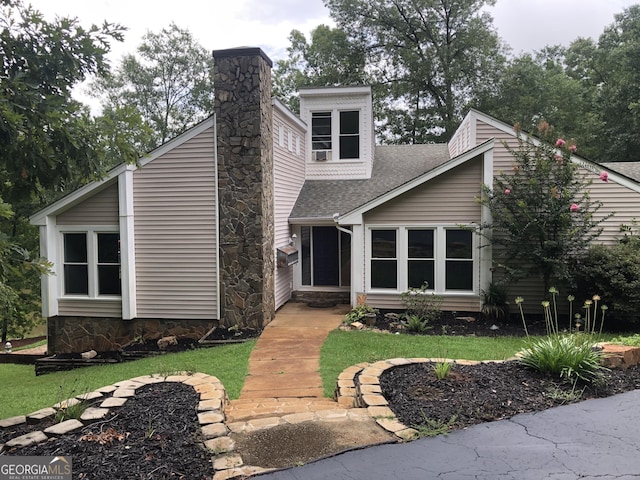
[400,282,442,324]
[344,304,379,324]
[518,335,607,384]
[571,235,640,327]
[405,314,431,334]
[480,282,510,322]
[433,361,451,380]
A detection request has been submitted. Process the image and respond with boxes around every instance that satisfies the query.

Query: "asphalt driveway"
[258,389,640,480]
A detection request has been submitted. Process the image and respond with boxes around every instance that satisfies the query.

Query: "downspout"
[333,213,352,236]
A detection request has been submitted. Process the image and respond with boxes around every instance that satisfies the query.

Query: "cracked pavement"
[257,390,640,480]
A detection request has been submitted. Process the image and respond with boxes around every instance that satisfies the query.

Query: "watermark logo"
[0,456,72,480]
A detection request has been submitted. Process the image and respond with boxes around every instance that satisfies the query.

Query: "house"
[31,47,640,353]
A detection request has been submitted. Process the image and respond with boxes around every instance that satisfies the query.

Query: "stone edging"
[336,358,505,441]
[0,372,265,480]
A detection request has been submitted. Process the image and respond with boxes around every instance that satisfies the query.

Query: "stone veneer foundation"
[213,47,275,329]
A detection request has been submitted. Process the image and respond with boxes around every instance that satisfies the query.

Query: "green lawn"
[319,330,537,397]
[0,340,255,419]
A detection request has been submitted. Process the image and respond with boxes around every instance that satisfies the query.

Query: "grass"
[319,330,540,397]
[0,340,255,419]
[13,339,47,352]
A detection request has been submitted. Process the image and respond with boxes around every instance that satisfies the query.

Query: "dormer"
[299,86,374,180]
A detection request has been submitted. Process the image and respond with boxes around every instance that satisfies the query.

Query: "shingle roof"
[600,162,640,183]
[290,143,450,220]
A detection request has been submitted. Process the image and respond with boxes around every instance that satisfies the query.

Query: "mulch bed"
[5,382,213,480]
[380,361,640,433]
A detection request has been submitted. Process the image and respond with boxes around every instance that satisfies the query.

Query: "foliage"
[54,380,87,423]
[311,0,507,143]
[272,25,367,113]
[478,122,608,296]
[0,340,255,419]
[610,334,640,347]
[92,22,215,149]
[433,361,452,380]
[480,282,510,322]
[400,282,443,324]
[413,412,458,438]
[517,290,608,385]
[571,233,640,327]
[405,314,431,334]
[344,304,379,324]
[518,335,607,384]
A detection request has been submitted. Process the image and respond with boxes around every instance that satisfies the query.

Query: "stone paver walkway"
[224,302,348,423]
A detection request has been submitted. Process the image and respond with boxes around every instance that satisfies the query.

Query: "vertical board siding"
[58,299,122,317]
[364,157,483,224]
[273,108,306,309]
[364,293,480,312]
[133,127,218,319]
[56,183,119,225]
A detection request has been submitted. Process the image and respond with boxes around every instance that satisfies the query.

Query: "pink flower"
[569,145,577,153]
[570,203,580,212]
[555,138,566,147]
[600,171,609,182]
[504,188,511,195]
[554,154,563,162]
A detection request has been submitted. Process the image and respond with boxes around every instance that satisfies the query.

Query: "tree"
[324,0,507,143]
[272,25,368,113]
[478,122,608,297]
[93,23,215,148]
[0,0,124,338]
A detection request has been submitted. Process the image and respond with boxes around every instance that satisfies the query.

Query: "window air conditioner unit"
[312,150,332,162]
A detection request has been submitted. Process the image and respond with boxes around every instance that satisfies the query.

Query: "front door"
[301,226,350,287]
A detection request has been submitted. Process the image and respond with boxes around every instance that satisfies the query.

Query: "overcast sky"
[22,0,640,61]
[19,0,640,106]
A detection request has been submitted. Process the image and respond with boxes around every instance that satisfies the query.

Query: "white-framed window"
[61,227,121,297]
[368,226,475,293]
[311,109,361,161]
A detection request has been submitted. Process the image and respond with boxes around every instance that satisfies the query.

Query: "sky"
[18,0,640,104]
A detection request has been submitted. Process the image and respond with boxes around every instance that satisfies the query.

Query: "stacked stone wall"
[213,48,275,328]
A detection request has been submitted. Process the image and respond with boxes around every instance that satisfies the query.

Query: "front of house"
[31,47,640,353]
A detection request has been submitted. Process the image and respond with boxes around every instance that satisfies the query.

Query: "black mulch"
[6,382,213,480]
[380,361,640,432]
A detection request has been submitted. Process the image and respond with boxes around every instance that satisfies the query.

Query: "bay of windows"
[369,227,474,292]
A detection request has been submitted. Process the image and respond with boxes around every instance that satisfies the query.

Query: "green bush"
[400,282,442,323]
[405,314,431,334]
[518,334,607,384]
[571,236,640,327]
[344,304,379,324]
[480,282,510,322]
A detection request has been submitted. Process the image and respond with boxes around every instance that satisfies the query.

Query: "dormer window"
[311,110,360,161]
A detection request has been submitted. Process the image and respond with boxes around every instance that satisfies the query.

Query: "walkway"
[224,302,349,423]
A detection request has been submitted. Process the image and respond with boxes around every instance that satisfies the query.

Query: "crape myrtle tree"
[478,121,609,297]
[0,0,124,340]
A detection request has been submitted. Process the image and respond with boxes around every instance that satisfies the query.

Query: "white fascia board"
[40,217,58,317]
[339,139,495,225]
[299,85,371,98]
[272,98,307,131]
[468,108,640,193]
[30,117,216,225]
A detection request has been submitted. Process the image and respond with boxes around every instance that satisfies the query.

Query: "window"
[408,229,434,289]
[63,231,121,297]
[371,229,397,289]
[369,227,475,293]
[445,229,473,291]
[311,112,332,151]
[339,111,359,159]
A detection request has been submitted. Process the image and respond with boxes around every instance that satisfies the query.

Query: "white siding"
[273,103,306,309]
[133,127,218,319]
[56,183,119,225]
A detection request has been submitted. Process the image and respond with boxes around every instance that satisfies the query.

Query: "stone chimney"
[213,47,275,329]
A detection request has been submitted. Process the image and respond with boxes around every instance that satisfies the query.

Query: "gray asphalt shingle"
[290,144,450,220]
[600,162,640,183]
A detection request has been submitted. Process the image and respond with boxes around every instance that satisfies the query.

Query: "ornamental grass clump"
[517,288,609,384]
